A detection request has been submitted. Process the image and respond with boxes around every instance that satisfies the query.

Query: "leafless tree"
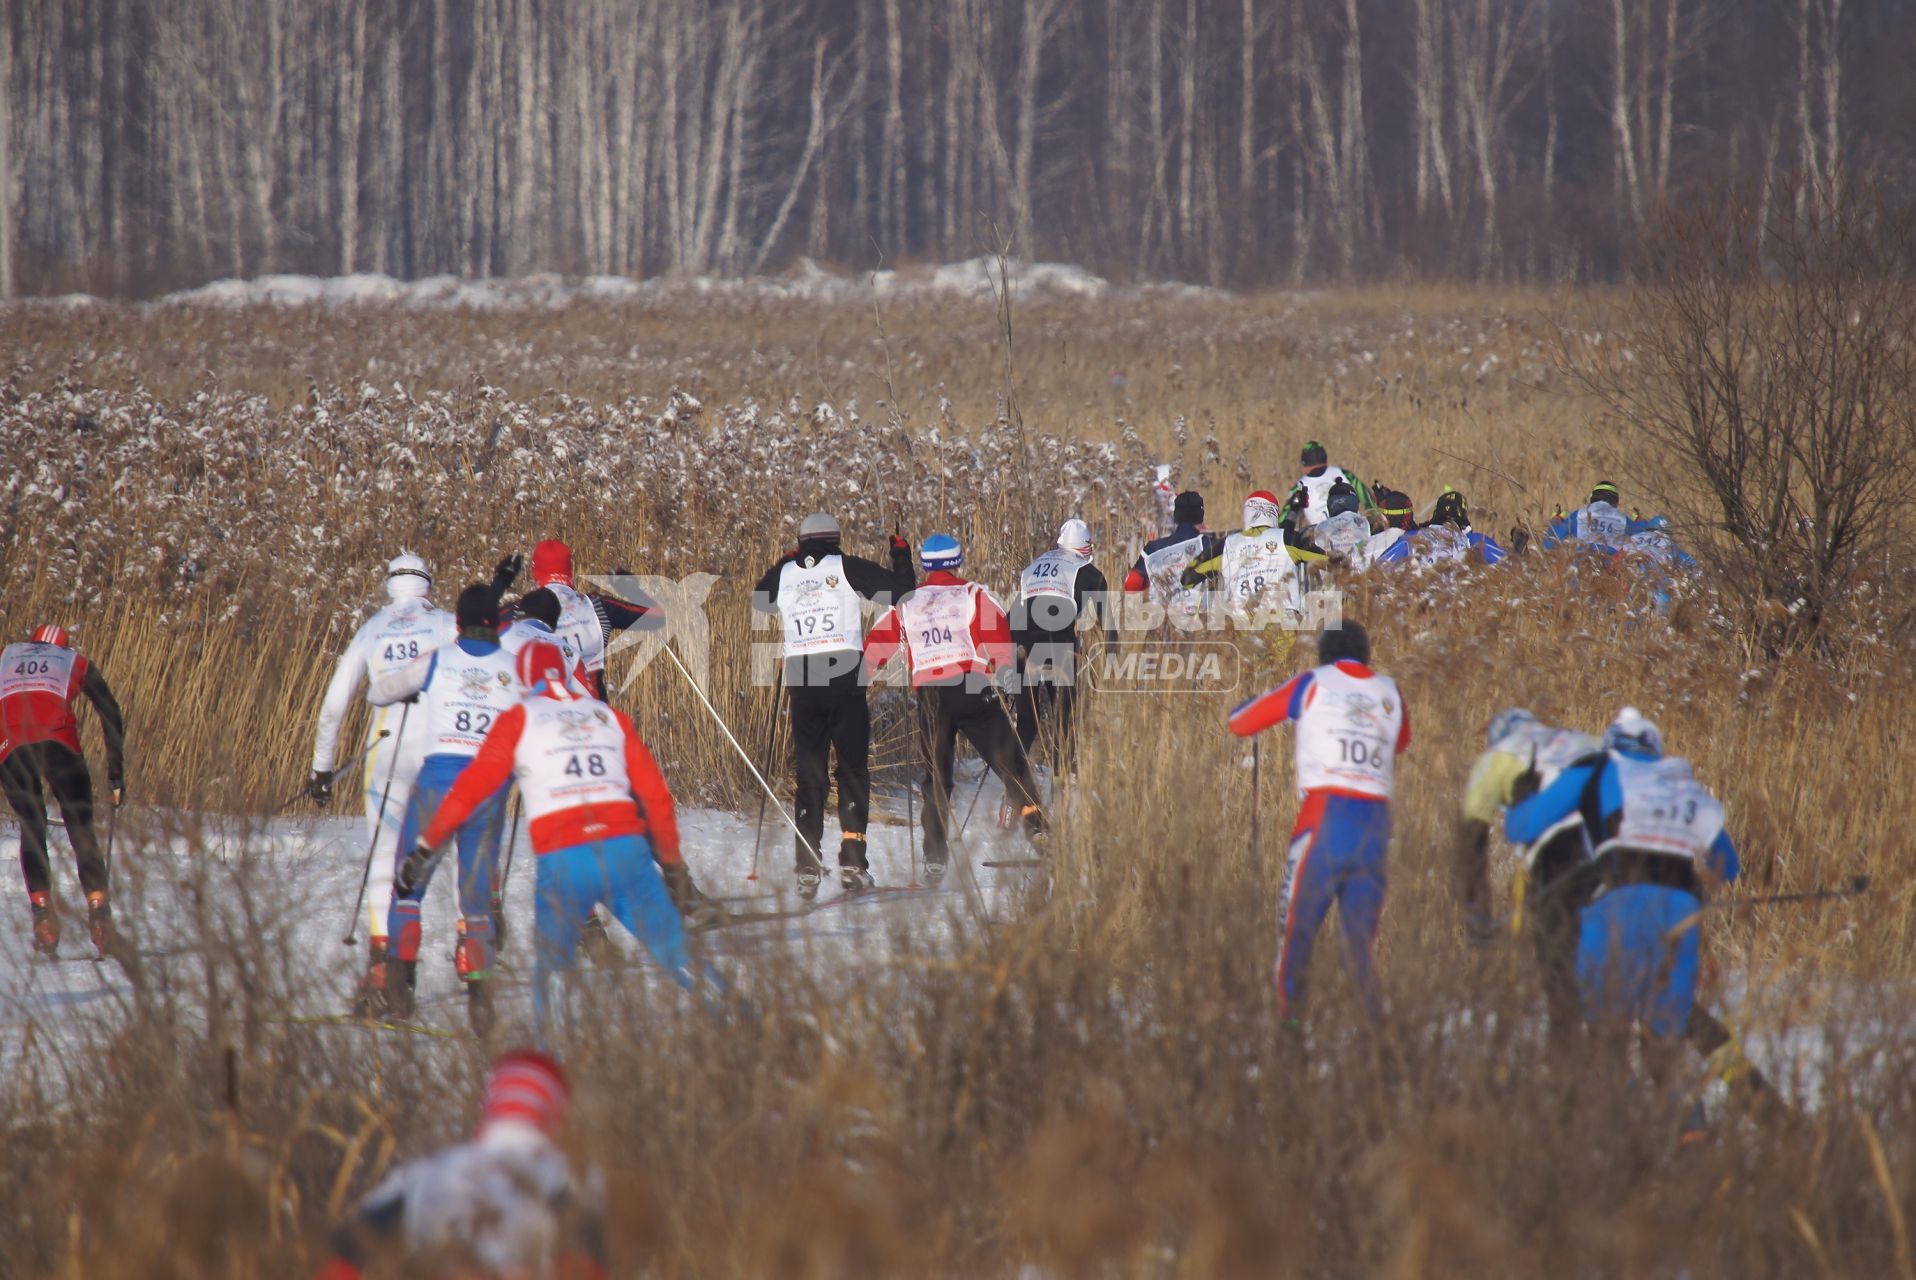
[1574,176,1916,650]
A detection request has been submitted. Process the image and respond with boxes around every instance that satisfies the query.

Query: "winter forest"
[0,0,1890,298]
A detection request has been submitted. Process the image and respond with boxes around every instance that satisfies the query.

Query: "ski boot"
[923,860,947,886]
[86,891,114,960]
[796,869,823,902]
[1021,804,1050,855]
[383,956,419,1020]
[839,866,876,895]
[578,911,612,963]
[350,941,391,1019]
[29,891,58,958]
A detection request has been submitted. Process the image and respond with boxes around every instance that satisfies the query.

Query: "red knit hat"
[31,624,69,647]
[516,640,570,694]
[480,1048,570,1136]
[531,539,574,587]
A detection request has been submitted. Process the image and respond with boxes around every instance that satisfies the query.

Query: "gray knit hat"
[798,512,841,540]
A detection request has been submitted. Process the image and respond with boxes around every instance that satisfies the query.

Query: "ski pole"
[956,766,990,840]
[657,641,820,868]
[748,680,786,882]
[906,743,920,888]
[342,704,411,947]
[273,730,389,816]
[1665,875,1870,941]
[498,791,523,896]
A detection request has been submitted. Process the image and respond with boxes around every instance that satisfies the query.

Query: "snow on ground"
[0,759,1042,1053]
[1,258,1232,313]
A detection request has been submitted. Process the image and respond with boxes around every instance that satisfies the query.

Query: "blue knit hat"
[920,533,963,572]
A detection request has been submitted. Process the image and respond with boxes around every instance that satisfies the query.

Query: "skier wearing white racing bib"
[865,534,1047,882]
[363,585,526,1032]
[1182,490,1327,626]
[307,552,515,996]
[751,512,914,898]
[1285,441,1377,529]
[1011,518,1114,764]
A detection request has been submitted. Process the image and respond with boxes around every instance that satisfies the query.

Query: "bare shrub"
[1568,177,1916,653]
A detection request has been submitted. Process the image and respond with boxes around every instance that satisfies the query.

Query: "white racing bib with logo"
[1292,664,1404,800]
[898,583,983,673]
[1296,466,1352,527]
[1144,532,1207,621]
[776,554,864,657]
[1221,531,1297,620]
[366,602,454,682]
[548,582,607,675]
[1599,755,1724,861]
[0,642,78,700]
[1020,549,1085,602]
[423,646,523,757]
[1576,502,1629,545]
[514,698,633,822]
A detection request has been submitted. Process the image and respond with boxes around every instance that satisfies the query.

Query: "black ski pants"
[918,682,1044,865]
[789,684,873,873]
[2,742,107,897]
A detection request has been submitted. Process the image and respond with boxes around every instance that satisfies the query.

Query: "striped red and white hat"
[31,624,69,648]
[480,1048,571,1136]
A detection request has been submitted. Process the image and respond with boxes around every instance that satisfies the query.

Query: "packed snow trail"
[0,758,1040,1053]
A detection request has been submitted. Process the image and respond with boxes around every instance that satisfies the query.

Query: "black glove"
[395,844,433,896]
[305,770,334,806]
[1179,565,1205,589]
[490,552,524,596]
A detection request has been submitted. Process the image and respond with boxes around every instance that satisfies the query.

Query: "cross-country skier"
[365,585,526,1031]
[518,540,654,701]
[750,512,914,898]
[1012,518,1114,765]
[1182,490,1325,625]
[865,534,1047,882]
[1456,707,1602,1043]
[1228,622,1410,1027]
[402,641,708,1037]
[1307,479,1379,564]
[1542,481,1636,551]
[309,553,514,1004]
[1123,490,1224,626]
[500,588,590,691]
[1286,441,1376,528]
[314,1048,608,1280]
[1373,487,1509,568]
[0,624,126,958]
[1503,708,1741,1049]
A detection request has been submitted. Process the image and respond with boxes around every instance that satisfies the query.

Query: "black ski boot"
[839,866,876,895]
[923,861,947,886]
[796,869,823,902]
[383,957,419,1020]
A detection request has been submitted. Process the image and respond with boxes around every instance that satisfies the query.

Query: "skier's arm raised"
[1226,670,1314,738]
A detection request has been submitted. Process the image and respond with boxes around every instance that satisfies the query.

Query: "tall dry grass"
[3,290,1915,1276]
